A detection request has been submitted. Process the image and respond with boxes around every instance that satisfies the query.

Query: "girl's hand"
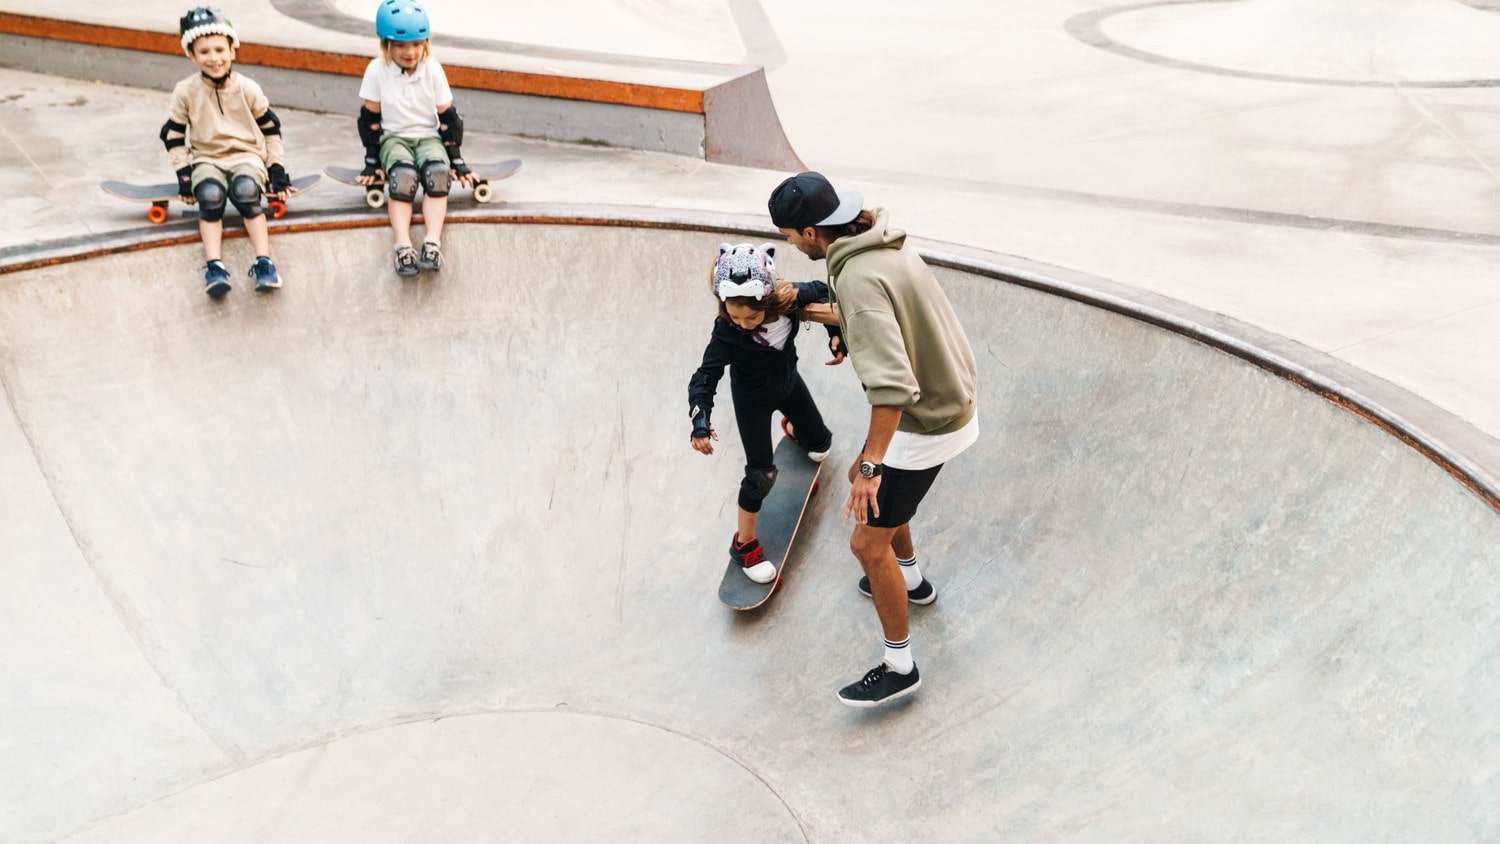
[827,334,846,366]
[691,429,718,455]
[354,168,384,186]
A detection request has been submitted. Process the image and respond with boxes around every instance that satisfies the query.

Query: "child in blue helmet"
[163,7,296,297]
[355,0,471,277]
[689,243,845,583]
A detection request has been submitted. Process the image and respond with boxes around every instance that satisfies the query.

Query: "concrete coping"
[2,203,1495,513]
[0,10,803,168]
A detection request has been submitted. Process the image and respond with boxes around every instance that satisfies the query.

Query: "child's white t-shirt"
[358,58,454,139]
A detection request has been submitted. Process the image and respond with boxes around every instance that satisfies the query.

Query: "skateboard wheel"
[147,204,168,225]
[473,182,493,203]
[365,189,386,209]
[268,200,286,219]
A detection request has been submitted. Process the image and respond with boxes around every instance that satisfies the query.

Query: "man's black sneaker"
[858,575,937,605]
[838,662,921,708]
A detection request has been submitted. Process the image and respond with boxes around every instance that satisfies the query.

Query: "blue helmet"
[376,0,430,42]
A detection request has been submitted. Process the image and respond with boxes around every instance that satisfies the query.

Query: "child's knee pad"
[420,160,452,197]
[194,179,228,222]
[737,465,779,512]
[387,162,420,202]
[229,175,264,219]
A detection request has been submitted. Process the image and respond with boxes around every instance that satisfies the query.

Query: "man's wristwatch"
[859,459,883,479]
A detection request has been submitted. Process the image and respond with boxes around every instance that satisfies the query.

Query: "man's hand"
[845,471,881,525]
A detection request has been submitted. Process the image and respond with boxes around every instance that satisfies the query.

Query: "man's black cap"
[767,171,863,230]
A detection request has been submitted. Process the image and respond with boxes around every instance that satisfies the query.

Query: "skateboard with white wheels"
[323,159,521,208]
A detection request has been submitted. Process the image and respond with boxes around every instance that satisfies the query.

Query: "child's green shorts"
[379,136,449,173]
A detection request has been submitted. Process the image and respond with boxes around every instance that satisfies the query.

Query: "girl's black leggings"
[732,373,832,513]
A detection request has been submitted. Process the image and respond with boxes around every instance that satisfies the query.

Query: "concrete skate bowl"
[3,211,1498,842]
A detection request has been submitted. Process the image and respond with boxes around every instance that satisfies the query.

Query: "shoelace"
[859,665,889,687]
[739,542,766,566]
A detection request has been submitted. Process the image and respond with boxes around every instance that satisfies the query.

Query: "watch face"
[860,461,879,478]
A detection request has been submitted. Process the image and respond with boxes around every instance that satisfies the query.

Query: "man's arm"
[845,405,903,524]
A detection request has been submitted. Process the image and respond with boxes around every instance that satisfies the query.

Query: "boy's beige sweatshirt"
[167,72,283,173]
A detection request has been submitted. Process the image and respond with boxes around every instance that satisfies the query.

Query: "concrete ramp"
[2,218,1497,841]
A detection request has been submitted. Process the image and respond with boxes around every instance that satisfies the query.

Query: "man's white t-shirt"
[883,412,979,472]
[358,58,453,139]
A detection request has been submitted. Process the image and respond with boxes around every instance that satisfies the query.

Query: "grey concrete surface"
[3,0,1500,839]
[1,221,1497,841]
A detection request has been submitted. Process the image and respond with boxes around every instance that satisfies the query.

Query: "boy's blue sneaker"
[251,256,282,291]
[204,260,231,298]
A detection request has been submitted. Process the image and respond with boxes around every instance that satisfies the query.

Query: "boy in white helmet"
[161,6,295,297]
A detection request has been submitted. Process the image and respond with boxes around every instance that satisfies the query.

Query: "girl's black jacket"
[688,281,842,416]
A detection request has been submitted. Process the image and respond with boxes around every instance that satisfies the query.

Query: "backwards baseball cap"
[768,171,863,230]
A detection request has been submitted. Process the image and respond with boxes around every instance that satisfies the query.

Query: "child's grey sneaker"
[837,662,921,708]
[204,260,231,298]
[250,256,281,291]
[858,575,937,605]
[394,244,419,277]
[417,240,442,271]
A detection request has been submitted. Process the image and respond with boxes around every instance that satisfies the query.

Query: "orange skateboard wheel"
[268,200,287,219]
[147,204,168,225]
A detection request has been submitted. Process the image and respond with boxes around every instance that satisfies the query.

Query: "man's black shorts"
[866,463,944,528]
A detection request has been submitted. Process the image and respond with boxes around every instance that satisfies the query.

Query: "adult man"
[769,171,979,707]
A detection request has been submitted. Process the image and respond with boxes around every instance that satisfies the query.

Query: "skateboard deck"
[323,159,522,208]
[718,435,823,610]
[100,175,320,224]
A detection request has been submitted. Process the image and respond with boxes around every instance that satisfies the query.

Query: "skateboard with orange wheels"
[718,434,824,610]
[323,159,521,208]
[100,175,320,224]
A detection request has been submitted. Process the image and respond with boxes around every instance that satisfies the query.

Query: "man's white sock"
[884,637,914,674]
[897,555,922,590]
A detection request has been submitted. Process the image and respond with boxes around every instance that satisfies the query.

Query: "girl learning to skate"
[355,0,472,276]
[689,243,846,582]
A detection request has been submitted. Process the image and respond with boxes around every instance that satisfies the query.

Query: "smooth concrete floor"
[4,224,1498,842]
[2,1,1499,840]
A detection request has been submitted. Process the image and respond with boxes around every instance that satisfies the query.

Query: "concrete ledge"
[0,11,802,168]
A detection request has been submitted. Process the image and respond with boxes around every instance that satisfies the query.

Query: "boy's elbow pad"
[438,106,463,146]
[256,109,282,136]
[159,119,187,150]
[358,106,382,149]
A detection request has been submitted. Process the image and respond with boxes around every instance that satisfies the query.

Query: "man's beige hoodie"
[826,207,978,435]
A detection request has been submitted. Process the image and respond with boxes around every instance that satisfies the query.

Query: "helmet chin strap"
[200,69,231,86]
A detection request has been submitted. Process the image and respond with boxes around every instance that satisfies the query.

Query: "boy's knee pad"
[194,179,227,222]
[228,175,264,219]
[387,163,420,202]
[738,466,778,509]
[420,160,452,197]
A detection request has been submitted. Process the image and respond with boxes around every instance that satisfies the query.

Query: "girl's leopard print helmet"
[713,242,776,301]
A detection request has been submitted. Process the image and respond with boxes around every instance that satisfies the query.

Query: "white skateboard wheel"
[473,182,492,203]
[365,189,386,209]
